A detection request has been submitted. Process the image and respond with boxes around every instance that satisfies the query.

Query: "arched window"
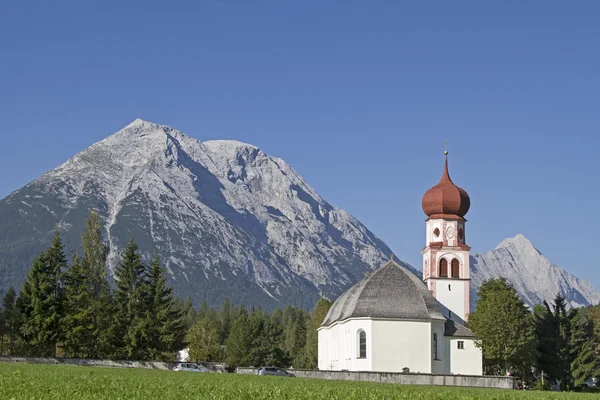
[433,333,439,360]
[358,330,367,359]
[439,259,448,277]
[451,259,460,278]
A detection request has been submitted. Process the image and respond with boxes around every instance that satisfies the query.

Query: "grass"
[0,362,596,400]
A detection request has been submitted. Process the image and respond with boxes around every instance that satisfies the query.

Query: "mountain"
[470,234,600,309]
[0,119,414,309]
[1,120,598,311]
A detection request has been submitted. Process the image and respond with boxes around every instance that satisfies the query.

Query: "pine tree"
[469,278,536,376]
[18,232,67,357]
[80,211,113,358]
[62,254,95,358]
[570,309,599,387]
[0,289,17,355]
[226,313,252,367]
[144,252,186,361]
[111,236,148,360]
[534,294,575,390]
[219,298,233,343]
[290,317,307,363]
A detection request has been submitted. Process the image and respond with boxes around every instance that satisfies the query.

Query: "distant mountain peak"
[473,234,599,309]
[0,120,403,310]
[495,233,541,255]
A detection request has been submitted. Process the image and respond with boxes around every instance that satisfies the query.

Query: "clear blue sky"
[1,1,599,289]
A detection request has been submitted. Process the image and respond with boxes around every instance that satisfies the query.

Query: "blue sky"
[1,1,599,289]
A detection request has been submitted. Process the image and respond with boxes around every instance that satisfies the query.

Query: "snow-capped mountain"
[0,119,412,309]
[470,234,600,309]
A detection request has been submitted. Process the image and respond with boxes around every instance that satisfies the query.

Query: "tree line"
[469,278,600,391]
[0,211,332,369]
[0,212,186,360]
[184,296,331,369]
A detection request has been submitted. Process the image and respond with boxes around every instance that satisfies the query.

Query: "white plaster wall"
[371,320,434,374]
[318,319,372,371]
[434,280,469,323]
[449,338,482,375]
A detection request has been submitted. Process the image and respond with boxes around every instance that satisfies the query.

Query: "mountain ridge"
[0,120,598,311]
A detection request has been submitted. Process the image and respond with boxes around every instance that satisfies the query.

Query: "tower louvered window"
[451,259,460,278]
[439,259,448,277]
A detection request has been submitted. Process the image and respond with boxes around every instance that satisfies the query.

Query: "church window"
[451,259,460,278]
[458,341,465,350]
[433,228,440,238]
[358,330,367,359]
[433,333,440,360]
[439,259,448,277]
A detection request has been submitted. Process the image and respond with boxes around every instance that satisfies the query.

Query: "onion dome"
[320,260,445,327]
[421,152,470,220]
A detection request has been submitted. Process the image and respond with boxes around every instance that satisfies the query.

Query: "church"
[317,152,483,375]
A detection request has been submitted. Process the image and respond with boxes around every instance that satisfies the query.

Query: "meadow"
[0,362,596,400]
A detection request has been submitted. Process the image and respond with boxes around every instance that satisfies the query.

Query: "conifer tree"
[111,236,148,360]
[570,309,600,387]
[144,252,186,361]
[62,254,95,358]
[290,317,307,363]
[534,294,575,390]
[80,211,113,358]
[226,313,252,367]
[18,232,67,356]
[219,298,233,343]
[0,287,19,355]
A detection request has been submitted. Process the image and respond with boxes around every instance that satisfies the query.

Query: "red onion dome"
[422,152,470,219]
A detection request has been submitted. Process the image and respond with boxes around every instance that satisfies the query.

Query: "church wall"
[371,320,433,374]
[432,280,469,324]
[448,338,482,375]
[318,319,372,371]
[431,320,446,374]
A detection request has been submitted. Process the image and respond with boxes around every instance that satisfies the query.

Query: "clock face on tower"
[446,226,454,239]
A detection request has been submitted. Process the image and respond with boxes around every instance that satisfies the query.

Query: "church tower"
[421,151,471,324]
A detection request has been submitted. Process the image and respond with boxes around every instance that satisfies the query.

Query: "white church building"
[318,152,483,375]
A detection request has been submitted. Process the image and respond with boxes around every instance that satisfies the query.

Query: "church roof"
[444,319,476,337]
[321,260,446,327]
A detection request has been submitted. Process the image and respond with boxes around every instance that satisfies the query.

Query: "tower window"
[451,259,460,278]
[358,330,366,359]
[433,228,440,238]
[439,259,448,277]
[458,341,465,350]
[448,284,451,291]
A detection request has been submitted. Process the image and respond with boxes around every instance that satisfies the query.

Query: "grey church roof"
[321,260,446,327]
[444,319,476,337]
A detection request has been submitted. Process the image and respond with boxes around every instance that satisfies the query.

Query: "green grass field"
[0,362,595,400]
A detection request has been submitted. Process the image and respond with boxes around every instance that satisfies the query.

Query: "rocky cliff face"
[470,234,600,309]
[0,119,412,309]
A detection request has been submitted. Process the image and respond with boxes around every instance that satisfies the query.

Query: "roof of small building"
[444,318,476,338]
[320,260,446,327]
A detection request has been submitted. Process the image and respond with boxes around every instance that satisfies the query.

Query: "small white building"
[318,152,482,375]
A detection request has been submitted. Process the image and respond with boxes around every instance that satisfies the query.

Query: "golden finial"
[444,150,449,155]
[390,254,395,261]
[444,140,449,155]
